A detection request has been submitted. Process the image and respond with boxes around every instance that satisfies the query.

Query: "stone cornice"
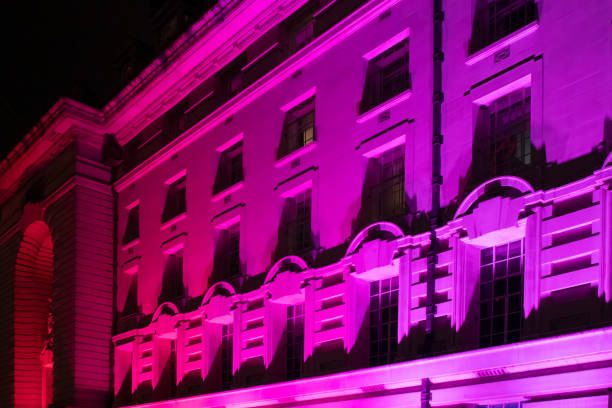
[113,0,400,191]
[0,98,104,205]
[104,0,307,145]
[0,0,306,204]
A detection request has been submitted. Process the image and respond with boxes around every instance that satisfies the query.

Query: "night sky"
[0,1,157,160]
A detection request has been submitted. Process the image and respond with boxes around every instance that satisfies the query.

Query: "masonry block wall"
[0,126,114,407]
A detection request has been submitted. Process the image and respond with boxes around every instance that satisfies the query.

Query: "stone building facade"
[1,0,611,407]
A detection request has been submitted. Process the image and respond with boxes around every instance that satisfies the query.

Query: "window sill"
[160,212,187,231]
[466,21,539,66]
[212,181,245,203]
[356,89,412,124]
[122,238,141,251]
[122,256,141,275]
[275,142,318,168]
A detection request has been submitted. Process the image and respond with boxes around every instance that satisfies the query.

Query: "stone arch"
[264,256,309,284]
[151,302,179,323]
[454,176,534,219]
[14,220,54,408]
[202,282,236,306]
[346,222,404,256]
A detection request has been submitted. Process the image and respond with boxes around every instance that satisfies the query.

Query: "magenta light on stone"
[0,0,611,407]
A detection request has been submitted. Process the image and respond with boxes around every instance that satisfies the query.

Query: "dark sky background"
[0,1,158,160]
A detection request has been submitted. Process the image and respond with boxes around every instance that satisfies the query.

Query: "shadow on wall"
[208,234,246,291]
[271,198,318,266]
[352,160,410,235]
[454,116,612,222]
[158,254,185,307]
[115,366,133,406]
[457,105,546,209]
[153,351,177,401]
[122,277,140,317]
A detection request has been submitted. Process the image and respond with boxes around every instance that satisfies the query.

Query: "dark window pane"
[480,318,491,335]
[481,247,494,265]
[480,302,491,318]
[508,313,522,331]
[480,283,492,301]
[508,275,522,294]
[494,297,506,316]
[494,260,507,278]
[493,316,505,333]
[495,244,507,261]
[480,264,493,282]
[508,257,521,275]
[494,279,507,297]
[509,240,522,258]
[509,294,522,313]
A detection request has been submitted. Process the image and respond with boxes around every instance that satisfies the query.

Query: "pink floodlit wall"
[1,0,609,406]
[114,0,434,317]
[107,0,612,405]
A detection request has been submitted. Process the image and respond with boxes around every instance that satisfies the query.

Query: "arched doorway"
[14,221,54,408]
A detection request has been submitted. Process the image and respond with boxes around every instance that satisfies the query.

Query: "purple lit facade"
[1,0,611,407]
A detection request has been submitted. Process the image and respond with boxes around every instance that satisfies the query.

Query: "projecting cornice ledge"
[118,327,612,408]
[0,97,105,206]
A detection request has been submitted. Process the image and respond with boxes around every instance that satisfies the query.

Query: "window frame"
[214,141,244,195]
[159,248,185,304]
[122,204,140,246]
[287,189,313,254]
[221,324,234,390]
[367,145,406,222]
[162,175,187,224]
[368,276,399,366]
[286,303,305,380]
[478,239,525,347]
[280,97,316,158]
[218,222,241,281]
[361,38,411,114]
[469,0,538,54]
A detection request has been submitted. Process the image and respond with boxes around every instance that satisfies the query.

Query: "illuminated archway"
[14,221,54,408]
[454,176,534,219]
[346,221,404,256]
[265,256,309,284]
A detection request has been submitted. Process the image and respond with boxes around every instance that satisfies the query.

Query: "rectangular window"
[122,204,140,245]
[361,39,410,113]
[279,98,315,158]
[470,0,537,53]
[221,324,233,390]
[162,176,186,223]
[214,142,244,194]
[286,303,305,380]
[474,87,532,182]
[479,240,524,347]
[288,189,312,254]
[489,87,531,176]
[220,55,246,100]
[369,277,399,366]
[369,145,405,221]
[159,249,184,304]
[220,223,240,280]
[291,19,314,52]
